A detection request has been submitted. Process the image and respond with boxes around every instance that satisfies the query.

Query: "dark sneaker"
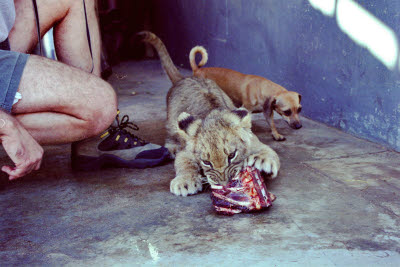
[71,111,170,171]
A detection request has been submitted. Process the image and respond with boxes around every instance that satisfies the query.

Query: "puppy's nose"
[295,123,302,129]
[292,122,302,129]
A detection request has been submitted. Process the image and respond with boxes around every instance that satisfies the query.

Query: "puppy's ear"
[272,98,277,109]
[177,112,201,139]
[298,94,302,103]
[231,107,252,129]
[264,97,277,113]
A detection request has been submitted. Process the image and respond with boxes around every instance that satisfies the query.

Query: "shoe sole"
[71,150,171,171]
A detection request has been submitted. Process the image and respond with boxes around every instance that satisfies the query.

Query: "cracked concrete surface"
[1,60,400,266]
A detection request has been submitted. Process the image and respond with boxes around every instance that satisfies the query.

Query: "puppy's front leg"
[170,150,203,196]
[269,115,286,141]
[263,104,285,141]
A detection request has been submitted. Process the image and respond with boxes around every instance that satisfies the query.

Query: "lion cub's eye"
[228,150,237,163]
[202,160,212,167]
[283,110,292,116]
[297,107,302,113]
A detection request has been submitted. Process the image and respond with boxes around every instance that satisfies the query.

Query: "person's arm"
[0,110,43,180]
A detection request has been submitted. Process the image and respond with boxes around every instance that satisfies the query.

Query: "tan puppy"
[189,46,302,141]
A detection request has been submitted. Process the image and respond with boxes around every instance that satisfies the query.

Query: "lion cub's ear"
[231,108,251,129]
[177,112,201,138]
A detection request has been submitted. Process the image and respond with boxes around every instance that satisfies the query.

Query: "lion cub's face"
[177,108,253,186]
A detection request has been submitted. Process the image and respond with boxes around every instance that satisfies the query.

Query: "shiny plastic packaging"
[211,166,276,215]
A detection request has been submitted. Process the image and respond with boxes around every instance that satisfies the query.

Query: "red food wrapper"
[210,166,276,215]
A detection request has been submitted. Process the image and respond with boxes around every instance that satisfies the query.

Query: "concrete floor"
[1,60,400,266]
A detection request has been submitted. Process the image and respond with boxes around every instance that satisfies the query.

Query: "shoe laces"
[111,114,147,145]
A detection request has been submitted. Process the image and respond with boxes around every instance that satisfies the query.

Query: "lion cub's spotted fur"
[140,31,280,196]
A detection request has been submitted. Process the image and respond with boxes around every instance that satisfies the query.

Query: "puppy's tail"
[189,46,208,72]
[137,31,183,85]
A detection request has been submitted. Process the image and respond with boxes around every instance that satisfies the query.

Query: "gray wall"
[150,0,400,151]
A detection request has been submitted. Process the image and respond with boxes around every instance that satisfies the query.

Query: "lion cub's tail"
[137,31,183,85]
[189,46,208,72]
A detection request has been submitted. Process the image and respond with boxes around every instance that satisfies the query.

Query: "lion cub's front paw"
[244,151,280,178]
[170,175,203,196]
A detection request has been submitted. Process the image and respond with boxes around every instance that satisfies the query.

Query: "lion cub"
[139,31,280,197]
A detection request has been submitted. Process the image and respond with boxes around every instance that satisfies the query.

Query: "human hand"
[0,114,43,180]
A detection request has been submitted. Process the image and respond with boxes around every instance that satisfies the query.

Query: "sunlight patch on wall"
[308,0,399,71]
[336,0,398,70]
[308,0,336,17]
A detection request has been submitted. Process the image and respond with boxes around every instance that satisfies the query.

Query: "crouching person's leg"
[14,55,170,173]
[13,55,116,143]
[2,54,168,180]
[0,53,116,180]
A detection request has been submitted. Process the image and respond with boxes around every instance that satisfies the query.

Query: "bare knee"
[81,80,117,138]
[91,80,118,135]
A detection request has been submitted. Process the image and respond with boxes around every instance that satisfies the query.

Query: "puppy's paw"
[244,151,280,179]
[170,175,203,196]
[272,133,286,141]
